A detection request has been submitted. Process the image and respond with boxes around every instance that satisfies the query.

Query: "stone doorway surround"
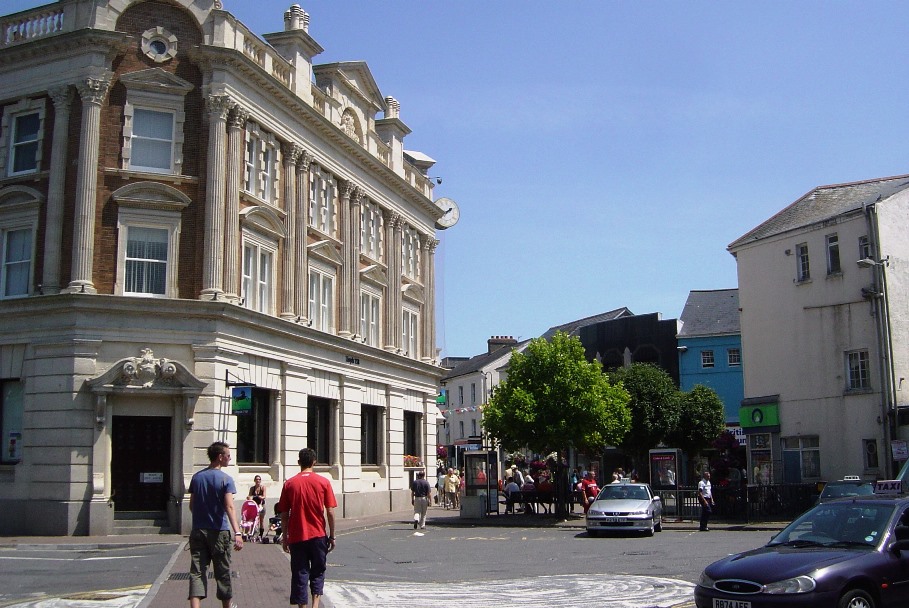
[84,348,205,534]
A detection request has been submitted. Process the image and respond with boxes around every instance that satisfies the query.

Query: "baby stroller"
[240,499,261,541]
[263,503,283,544]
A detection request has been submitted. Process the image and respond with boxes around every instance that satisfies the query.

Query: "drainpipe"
[863,202,896,478]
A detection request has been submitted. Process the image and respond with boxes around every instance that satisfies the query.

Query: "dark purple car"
[694,495,909,608]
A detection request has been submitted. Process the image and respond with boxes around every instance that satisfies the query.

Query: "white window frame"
[243,123,279,204]
[859,235,871,261]
[846,349,871,391]
[121,79,188,175]
[308,165,337,237]
[701,350,715,369]
[240,229,277,314]
[402,226,421,280]
[359,288,381,347]
[727,348,741,367]
[360,199,383,261]
[308,263,336,333]
[1,224,35,299]
[782,436,820,481]
[826,233,841,275]
[1,98,45,177]
[796,242,810,282]
[115,207,181,298]
[402,306,419,359]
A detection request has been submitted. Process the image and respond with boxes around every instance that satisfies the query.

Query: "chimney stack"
[487,335,517,354]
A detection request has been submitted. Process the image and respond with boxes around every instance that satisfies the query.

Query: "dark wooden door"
[111,415,171,511]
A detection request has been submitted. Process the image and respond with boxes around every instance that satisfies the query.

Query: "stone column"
[223,104,249,303]
[66,73,112,294]
[280,143,302,320]
[421,238,439,363]
[348,187,363,337]
[337,180,356,337]
[294,151,313,320]
[42,85,73,295]
[200,94,231,301]
[383,212,403,352]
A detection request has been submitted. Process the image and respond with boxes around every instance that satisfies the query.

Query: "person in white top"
[698,471,714,531]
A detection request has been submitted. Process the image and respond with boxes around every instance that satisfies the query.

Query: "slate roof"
[728,174,909,251]
[441,340,530,381]
[539,307,635,341]
[677,289,740,338]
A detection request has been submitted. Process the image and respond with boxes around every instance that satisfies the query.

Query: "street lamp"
[857,255,896,477]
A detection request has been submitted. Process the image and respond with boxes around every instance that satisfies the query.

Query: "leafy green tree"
[667,384,726,456]
[609,363,682,467]
[482,332,631,455]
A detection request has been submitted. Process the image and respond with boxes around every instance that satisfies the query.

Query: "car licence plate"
[713,599,750,608]
[601,517,622,523]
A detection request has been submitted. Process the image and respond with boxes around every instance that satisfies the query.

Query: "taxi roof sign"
[874,480,904,495]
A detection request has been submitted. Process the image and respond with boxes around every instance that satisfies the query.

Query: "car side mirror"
[653,496,661,501]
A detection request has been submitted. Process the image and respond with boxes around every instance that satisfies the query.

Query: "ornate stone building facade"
[0,0,450,535]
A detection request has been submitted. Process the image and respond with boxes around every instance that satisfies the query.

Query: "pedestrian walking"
[187,441,243,608]
[444,468,460,509]
[277,448,338,608]
[411,470,432,529]
[698,470,714,531]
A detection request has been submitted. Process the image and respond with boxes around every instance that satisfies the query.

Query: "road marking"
[325,574,694,607]
[0,556,143,562]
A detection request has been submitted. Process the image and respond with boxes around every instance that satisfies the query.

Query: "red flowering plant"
[436,445,448,459]
[403,455,423,468]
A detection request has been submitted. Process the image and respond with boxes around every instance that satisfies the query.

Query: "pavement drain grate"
[169,571,240,581]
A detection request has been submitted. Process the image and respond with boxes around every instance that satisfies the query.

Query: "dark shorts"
[289,536,329,605]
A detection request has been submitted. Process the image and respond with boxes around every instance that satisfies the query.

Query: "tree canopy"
[609,363,682,462]
[667,384,727,456]
[482,332,631,455]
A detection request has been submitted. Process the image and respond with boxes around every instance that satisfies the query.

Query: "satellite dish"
[434,197,460,230]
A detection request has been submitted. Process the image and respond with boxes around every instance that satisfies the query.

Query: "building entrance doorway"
[111,415,171,511]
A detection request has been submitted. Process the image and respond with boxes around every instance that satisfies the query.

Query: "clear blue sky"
[8,1,909,358]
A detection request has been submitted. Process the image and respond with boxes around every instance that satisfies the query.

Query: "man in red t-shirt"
[580,471,600,514]
[277,448,338,608]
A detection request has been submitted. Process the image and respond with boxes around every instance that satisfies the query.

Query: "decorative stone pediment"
[401,282,425,304]
[308,240,343,265]
[85,348,206,429]
[112,181,191,212]
[240,205,286,240]
[360,264,387,286]
[118,67,194,96]
[314,61,384,112]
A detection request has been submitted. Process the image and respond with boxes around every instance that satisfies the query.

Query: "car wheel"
[654,514,662,532]
[644,519,655,537]
[838,589,876,608]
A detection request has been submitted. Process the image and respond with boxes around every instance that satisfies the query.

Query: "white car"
[586,482,663,537]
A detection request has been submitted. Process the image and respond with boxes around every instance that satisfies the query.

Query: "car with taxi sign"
[585,481,662,536]
[817,476,876,504]
[694,477,909,608]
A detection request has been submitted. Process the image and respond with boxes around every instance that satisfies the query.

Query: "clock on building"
[434,197,460,229]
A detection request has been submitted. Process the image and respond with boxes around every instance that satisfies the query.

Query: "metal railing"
[656,483,819,523]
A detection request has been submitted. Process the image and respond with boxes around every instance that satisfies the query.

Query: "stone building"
[0,0,454,535]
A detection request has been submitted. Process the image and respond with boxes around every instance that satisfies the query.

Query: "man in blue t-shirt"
[188,441,243,608]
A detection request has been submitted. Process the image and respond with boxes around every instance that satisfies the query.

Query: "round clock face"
[434,197,460,229]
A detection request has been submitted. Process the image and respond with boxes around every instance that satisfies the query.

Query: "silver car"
[586,482,663,537]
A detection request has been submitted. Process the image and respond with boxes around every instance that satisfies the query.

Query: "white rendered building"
[0,0,453,535]
[729,175,909,484]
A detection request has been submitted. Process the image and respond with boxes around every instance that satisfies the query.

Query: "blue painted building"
[677,289,744,423]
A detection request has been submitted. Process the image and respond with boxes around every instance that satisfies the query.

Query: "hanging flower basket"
[436,445,448,459]
[404,455,423,468]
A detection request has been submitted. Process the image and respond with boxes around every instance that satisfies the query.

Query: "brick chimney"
[487,335,517,354]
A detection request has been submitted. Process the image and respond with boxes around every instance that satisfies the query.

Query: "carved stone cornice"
[227,104,250,129]
[76,74,112,106]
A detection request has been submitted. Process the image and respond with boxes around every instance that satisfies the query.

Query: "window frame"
[241,232,276,314]
[863,438,880,471]
[119,73,190,176]
[403,411,421,460]
[0,379,23,464]
[727,348,741,367]
[846,349,871,391]
[859,235,871,261]
[308,165,337,237]
[308,262,336,333]
[115,207,181,298]
[402,306,419,359]
[402,226,421,280]
[782,436,820,482]
[825,233,841,275]
[243,123,279,205]
[307,396,333,465]
[235,387,271,465]
[700,349,715,369]
[360,404,383,466]
[359,288,381,347]
[796,242,810,282]
[1,98,45,178]
[360,199,383,261]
